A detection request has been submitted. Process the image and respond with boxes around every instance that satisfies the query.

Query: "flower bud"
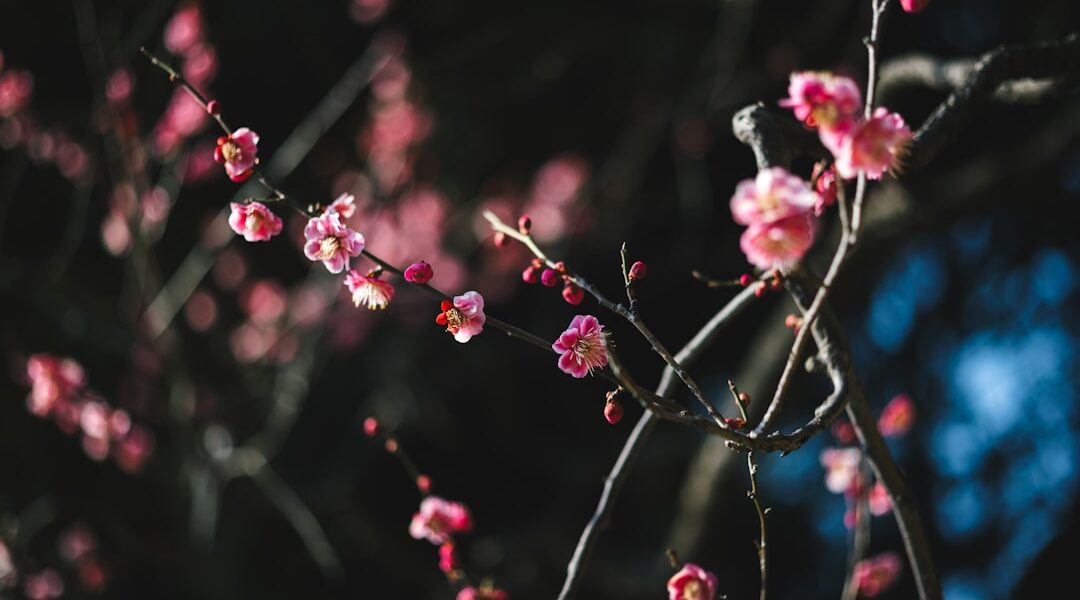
[604,399,623,425]
[562,283,584,305]
[628,261,647,281]
[404,260,434,284]
[362,417,380,437]
[517,214,532,234]
[522,266,539,284]
[739,273,753,286]
[900,0,930,13]
[416,474,432,493]
[206,99,221,115]
[540,268,560,287]
[493,232,507,247]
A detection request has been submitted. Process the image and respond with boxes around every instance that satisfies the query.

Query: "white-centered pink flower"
[435,292,486,343]
[552,315,608,378]
[739,214,815,270]
[852,552,903,597]
[667,563,718,600]
[780,72,862,130]
[408,496,473,545]
[344,270,395,310]
[821,447,862,495]
[213,127,259,182]
[831,108,911,180]
[730,167,820,225]
[325,192,357,219]
[228,201,282,242]
[303,212,365,274]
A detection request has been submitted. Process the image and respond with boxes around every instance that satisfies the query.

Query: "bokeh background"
[2,0,1079,598]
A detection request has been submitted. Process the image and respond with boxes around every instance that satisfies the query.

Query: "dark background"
[2,0,1079,598]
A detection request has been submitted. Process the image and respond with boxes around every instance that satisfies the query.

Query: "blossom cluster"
[729,167,820,270]
[24,354,154,473]
[153,2,218,155]
[781,72,911,180]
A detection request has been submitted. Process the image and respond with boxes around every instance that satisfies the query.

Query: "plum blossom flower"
[408,496,473,545]
[404,260,433,284]
[435,291,486,343]
[213,128,259,182]
[852,552,903,597]
[344,269,395,310]
[730,167,820,225]
[830,108,911,180]
[780,72,862,130]
[552,315,608,378]
[667,563,718,600]
[228,201,282,242]
[0,69,34,117]
[26,354,86,417]
[868,482,892,516]
[457,585,509,600]
[22,569,63,600]
[325,192,357,219]
[821,447,862,495]
[739,214,815,270]
[303,212,365,274]
[878,393,915,437]
[900,0,930,13]
[813,164,838,216]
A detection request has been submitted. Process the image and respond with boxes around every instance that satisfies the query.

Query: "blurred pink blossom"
[730,167,819,225]
[409,496,473,545]
[739,214,815,270]
[780,71,861,130]
[830,108,911,180]
[164,3,204,55]
[878,393,915,437]
[667,563,718,600]
[0,69,33,117]
[852,552,903,597]
[820,447,862,495]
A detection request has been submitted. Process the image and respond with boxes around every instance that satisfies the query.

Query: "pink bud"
[206,99,221,115]
[540,268,560,287]
[493,232,507,247]
[739,273,753,286]
[384,438,398,453]
[724,417,747,428]
[521,266,539,284]
[416,474,432,493]
[628,260,647,281]
[404,260,434,284]
[562,283,584,305]
[755,281,767,297]
[363,417,380,437]
[900,0,930,13]
[517,214,532,234]
[604,400,623,425]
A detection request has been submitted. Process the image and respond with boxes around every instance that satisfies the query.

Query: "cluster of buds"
[521,259,583,305]
[738,270,784,297]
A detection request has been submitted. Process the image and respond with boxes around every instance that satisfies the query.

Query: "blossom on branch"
[408,496,473,545]
[552,315,608,378]
[667,563,718,600]
[344,269,395,310]
[739,214,816,270]
[303,212,365,274]
[228,201,282,242]
[829,108,911,180]
[730,167,820,225]
[852,552,903,597]
[779,71,862,130]
[436,292,486,343]
[457,585,509,600]
[213,127,259,182]
[325,192,357,219]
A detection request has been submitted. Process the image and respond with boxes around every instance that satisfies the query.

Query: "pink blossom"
[114,425,155,474]
[831,108,911,180]
[164,3,204,55]
[408,496,473,545]
[344,270,395,310]
[435,292,486,343]
[878,393,915,437]
[26,354,86,417]
[213,128,259,182]
[813,164,838,216]
[0,69,33,118]
[240,280,287,323]
[667,563,718,600]
[58,524,96,563]
[181,43,217,88]
[439,542,458,573]
[404,260,433,284]
[852,552,903,597]
[900,0,930,13]
[326,192,357,219]
[869,482,892,516]
[302,212,365,274]
[730,167,819,225]
[229,201,283,242]
[457,586,509,600]
[820,447,862,495]
[22,569,64,600]
[780,72,862,130]
[739,214,815,270]
[552,315,608,378]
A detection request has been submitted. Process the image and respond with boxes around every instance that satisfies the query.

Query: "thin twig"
[841,459,873,600]
[731,380,768,600]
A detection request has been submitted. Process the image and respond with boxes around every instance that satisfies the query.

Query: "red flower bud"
[900,0,930,13]
[522,266,539,284]
[362,417,380,437]
[404,260,434,284]
[540,268,560,287]
[493,231,507,247]
[604,399,623,425]
[206,99,221,115]
[517,214,532,234]
[628,261,647,281]
[416,474,432,493]
[739,273,753,286]
[562,283,584,305]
